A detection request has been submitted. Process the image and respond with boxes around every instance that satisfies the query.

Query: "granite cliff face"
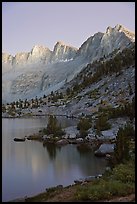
[2,53,13,72]
[50,41,77,62]
[25,45,52,65]
[2,24,135,103]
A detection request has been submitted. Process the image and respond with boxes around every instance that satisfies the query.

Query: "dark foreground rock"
[14,137,26,142]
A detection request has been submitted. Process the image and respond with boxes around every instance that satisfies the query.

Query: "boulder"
[105,166,111,172]
[85,176,96,182]
[105,154,112,160]
[85,135,97,141]
[101,129,116,140]
[76,138,83,143]
[74,174,102,184]
[56,139,69,145]
[63,126,78,139]
[42,135,50,140]
[74,178,85,184]
[94,143,115,157]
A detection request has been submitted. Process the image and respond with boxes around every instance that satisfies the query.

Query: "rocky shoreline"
[11,114,127,159]
[14,125,116,158]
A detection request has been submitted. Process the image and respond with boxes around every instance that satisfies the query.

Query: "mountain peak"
[51,41,77,62]
[114,24,124,31]
[106,24,126,34]
[106,26,113,34]
[105,24,135,42]
[106,24,134,34]
[55,41,78,50]
[31,45,50,53]
[56,41,66,46]
[116,24,134,41]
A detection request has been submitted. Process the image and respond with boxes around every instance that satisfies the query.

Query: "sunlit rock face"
[12,46,52,67]
[2,53,13,64]
[2,24,135,103]
[28,45,52,64]
[2,53,13,73]
[50,41,78,63]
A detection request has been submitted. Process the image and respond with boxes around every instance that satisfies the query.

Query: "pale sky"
[2,2,135,56]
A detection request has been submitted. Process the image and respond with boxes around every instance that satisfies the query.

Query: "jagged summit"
[115,24,124,31]
[106,26,113,34]
[53,41,78,51]
[115,24,135,41]
[106,24,130,32]
[77,24,135,61]
[50,41,78,62]
[3,24,135,57]
[114,24,132,32]
[55,41,78,50]
[31,45,51,53]
[56,41,68,46]
[106,24,124,33]
[105,24,135,41]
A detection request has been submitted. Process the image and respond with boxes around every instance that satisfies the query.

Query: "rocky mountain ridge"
[3,24,134,68]
[2,24,135,103]
[77,24,134,61]
[2,43,77,71]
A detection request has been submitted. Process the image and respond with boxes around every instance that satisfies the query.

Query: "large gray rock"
[101,129,116,139]
[63,126,79,139]
[76,138,84,143]
[42,135,51,140]
[56,139,69,145]
[94,143,115,157]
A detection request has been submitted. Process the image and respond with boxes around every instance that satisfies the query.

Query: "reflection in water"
[43,143,61,160]
[76,144,92,156]
[2,118,107,202]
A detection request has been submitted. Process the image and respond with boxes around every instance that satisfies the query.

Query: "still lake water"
[2,118,107,202]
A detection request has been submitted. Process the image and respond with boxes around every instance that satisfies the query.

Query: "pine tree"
[45,115,64,137]
[66,87,71,96]
[113,123,134,165]
[128,83,133,96]
[77,117,92,138]
[95,115,111,131]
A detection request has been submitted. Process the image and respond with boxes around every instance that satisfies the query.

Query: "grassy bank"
[25,159,135,202]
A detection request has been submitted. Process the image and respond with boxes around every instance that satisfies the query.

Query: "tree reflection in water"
[43,143,61,160]
[76,144,92,157]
